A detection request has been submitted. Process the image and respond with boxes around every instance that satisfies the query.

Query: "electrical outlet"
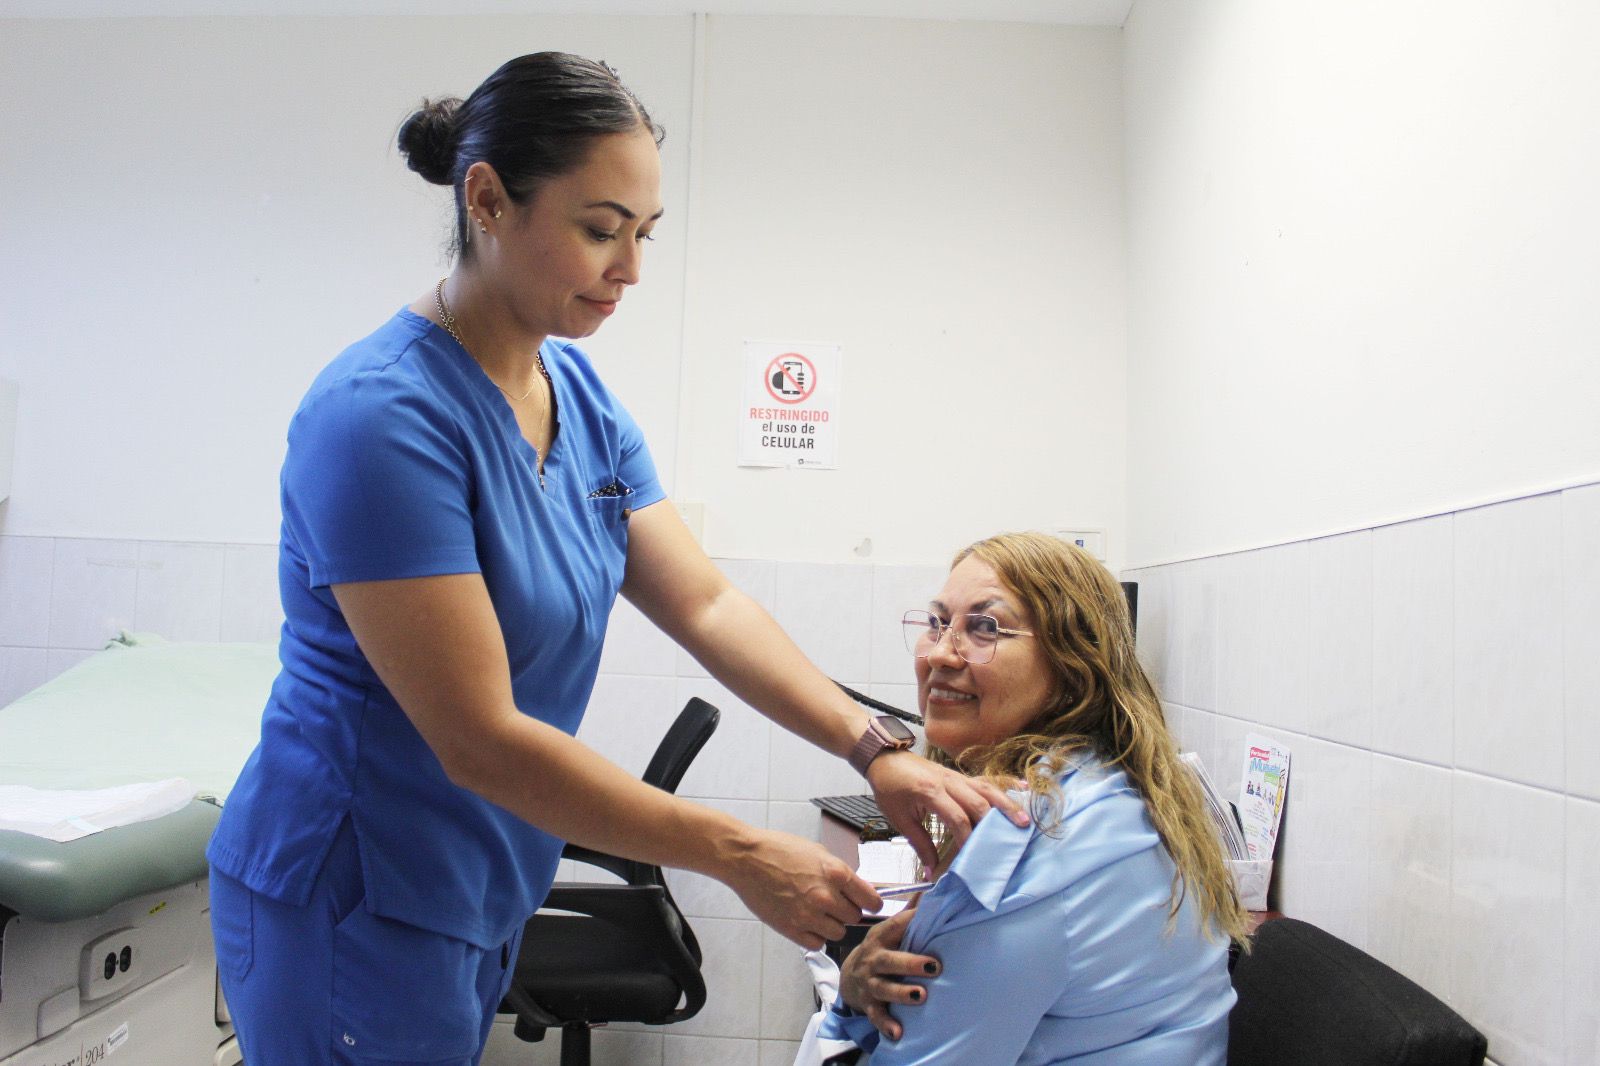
[79,927,146,1001]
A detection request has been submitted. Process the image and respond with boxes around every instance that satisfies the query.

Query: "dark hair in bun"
[397,52,663,260]
[397,97,463,187]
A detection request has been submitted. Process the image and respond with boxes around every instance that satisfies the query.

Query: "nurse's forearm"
[452,713,876,947]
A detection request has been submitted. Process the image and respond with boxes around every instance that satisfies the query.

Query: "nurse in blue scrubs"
[821,532,1251,1064]
[206,52,1023,1066]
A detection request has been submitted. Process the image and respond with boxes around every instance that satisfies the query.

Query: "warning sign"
[739,341,840,469]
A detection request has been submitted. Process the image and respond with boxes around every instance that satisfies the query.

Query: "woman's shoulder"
[940,754,1158,911]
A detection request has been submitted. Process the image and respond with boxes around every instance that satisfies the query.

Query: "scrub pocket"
[331,906,489,1063]
[209,868,255,983]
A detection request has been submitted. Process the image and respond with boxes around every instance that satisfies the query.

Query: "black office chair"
[1229,917,1488,1066]
[501,697,720,1066]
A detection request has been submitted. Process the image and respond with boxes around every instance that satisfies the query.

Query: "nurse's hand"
[720,829,881,950]
[839,908,936,1042]
[866,752,1029,872]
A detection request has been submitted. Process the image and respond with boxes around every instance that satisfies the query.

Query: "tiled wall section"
[0,534,944,1066]
[1124,483,1600,1066]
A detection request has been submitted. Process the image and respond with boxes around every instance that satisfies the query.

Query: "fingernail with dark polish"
[923,962,939,975]
[909,988,923,1002]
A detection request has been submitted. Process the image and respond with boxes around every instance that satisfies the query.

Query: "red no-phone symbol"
[764,353,817,405]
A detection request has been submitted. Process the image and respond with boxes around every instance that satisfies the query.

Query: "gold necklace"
[433,279,550,403]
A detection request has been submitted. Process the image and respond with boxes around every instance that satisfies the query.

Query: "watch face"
[878,716,916,743]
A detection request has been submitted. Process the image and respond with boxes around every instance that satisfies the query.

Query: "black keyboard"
[811,794,896,840]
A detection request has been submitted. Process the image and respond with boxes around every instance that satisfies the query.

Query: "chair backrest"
[642,697,721,795]
[1229,918,1487,1066]
[560,698,721,892]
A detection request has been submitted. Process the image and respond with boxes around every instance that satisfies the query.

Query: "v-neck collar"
[400,307,564,489]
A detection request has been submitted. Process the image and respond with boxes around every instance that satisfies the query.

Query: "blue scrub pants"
[210,819,524,1065]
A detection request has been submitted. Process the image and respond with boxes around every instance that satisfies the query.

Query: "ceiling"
[0,0,1133,25]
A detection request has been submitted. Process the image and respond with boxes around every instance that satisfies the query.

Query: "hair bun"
[397,97,462,186]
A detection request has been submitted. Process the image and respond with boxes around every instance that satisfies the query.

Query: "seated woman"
[818,532,1248,1065]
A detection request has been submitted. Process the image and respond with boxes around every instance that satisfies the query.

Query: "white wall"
[0,14,1129,569]
[680,16,1126,564]
[1123,0,1600,566]
[1129,482,1600,1066]
[0,15,694,543]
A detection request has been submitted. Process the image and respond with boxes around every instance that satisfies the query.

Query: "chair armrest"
[559,842,638,884]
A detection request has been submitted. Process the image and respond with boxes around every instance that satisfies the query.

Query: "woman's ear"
[461,161,509,232]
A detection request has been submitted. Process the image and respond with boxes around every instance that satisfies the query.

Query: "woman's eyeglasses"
[901,610,1033,665]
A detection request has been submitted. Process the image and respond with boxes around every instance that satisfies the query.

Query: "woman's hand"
[719,829,883,950]
[840,909,938,1041]
[866,752,1028,872]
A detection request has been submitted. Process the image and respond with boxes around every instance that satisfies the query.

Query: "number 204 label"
[33,1022,128,1066]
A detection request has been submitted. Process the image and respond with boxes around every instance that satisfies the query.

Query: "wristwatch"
[847,715,917,777]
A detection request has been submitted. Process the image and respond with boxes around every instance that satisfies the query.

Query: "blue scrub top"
[821,756,1235,1064]
[209,308,665,950]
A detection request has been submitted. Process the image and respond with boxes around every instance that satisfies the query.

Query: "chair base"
[510,1018,598,1066]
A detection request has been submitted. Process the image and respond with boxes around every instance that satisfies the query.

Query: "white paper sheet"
[0,778,196,842]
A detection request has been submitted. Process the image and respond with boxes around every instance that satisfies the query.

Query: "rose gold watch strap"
[848,721,889,777]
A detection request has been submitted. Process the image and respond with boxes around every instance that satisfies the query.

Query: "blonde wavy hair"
[926,531,1250,948]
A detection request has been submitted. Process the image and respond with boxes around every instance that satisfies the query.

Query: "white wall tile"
[0,645,49,707]
[672,917,764,1039]
[576,675,681,782]
[868,563,946,687]
[1567,798,1600,1065]
[1565,486,1600,799]
[1366,755,1453,1002]
[677,559,776,679]
[1303,531,1372,748]
[760,926,816,1040]
[1273,736,1370,949]
[1450,772,1564,1064]
[665,798,765,921]
[1371,515,1453,766]
[134,540,225,641]
[45,647,95,679]
[767,801,823,845]
[47,538,138,649]
[772,562,872,684]
[1454,496,1563,789]
[1161,702,1187,749]
[0,535,53,646]
[677,678,771,802]
[1173,557,1219,712]
[758,1040,802,1066]
[1215,545,1309,733]
[1126,565,1173,697]
[664,1034,759,1066]
[220,543,283,644]
[600,595,678,677]
[767,720,861,803]
[1178,707,1218,770]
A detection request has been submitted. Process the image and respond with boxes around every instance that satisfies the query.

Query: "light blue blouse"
[820,755,1234,1065]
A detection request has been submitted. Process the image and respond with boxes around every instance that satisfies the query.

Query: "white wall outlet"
[675,501,705,545]
[1053,528,1106,560]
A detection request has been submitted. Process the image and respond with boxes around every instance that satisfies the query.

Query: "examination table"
[0,636,277,1066]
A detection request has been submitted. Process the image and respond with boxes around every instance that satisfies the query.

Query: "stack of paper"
[1179,753,1250,861]
[0,778,196,842]
[857,837,920,916]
